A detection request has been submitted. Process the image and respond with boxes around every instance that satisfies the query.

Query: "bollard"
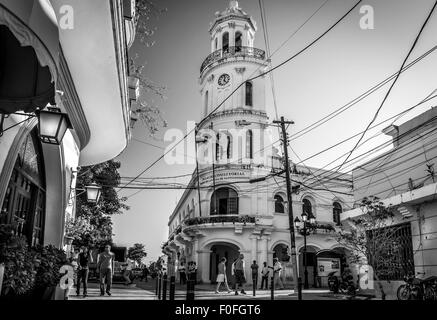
[298,277,303,300]
[270,275,274,300]
[186,279,195,300]
[158,274,162,300]
[170,276,176,300]
[162,274,168,300]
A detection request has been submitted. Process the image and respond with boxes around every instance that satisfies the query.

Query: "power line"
[335,0,437,172]
[306,113,437,186]
[296,92,437,170]
[121,0,363,197]
[290,45,437,141]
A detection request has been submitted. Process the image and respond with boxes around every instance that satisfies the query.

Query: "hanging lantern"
[37,107,72,145]
[85,183,102,203]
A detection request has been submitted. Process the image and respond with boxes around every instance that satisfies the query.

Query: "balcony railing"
[184,214,256,226]
[200,46,266,74]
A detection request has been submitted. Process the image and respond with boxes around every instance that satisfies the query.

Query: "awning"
[0,0,59,114]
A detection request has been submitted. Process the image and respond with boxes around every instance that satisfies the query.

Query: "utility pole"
[194,125,202,217]
[272,116,301,300]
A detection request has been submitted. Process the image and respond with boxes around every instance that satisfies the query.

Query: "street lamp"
[85,184,102,203]
[37,106,72,145]
[295,211,317,289]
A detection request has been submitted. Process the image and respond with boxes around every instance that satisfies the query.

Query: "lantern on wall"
[37,107,72,145]
[85,183,102,203]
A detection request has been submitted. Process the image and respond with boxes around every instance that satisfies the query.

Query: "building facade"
[0,0,138,249]
[162,1,354,288]
[342,107,437,298]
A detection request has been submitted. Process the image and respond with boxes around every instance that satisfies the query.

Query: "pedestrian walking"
[233,254,246,295]
[187,261,195,281]
[231,258,237,289]
[215,258,232,294]
[76,246,93,297]
[123,257,135,285]
[97,244,115,296]
[193,261,198,284]
[179,261,187,285]
[260,262,269,290]
[273,258,284,290]
[141,266,149,282]
[70,247,79,286]
[251,260,259,289]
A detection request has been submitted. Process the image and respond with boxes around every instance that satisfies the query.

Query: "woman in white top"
[215,257,232,294]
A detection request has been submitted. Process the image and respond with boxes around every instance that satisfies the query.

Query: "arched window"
[222,32,229,53]
[302,198,312,215]
[235,31,242,52]
[246,129,253,159]
[210,187,239,215]
[215,37,218,50]
[1,128,46,247]
[274,195,285,213]
[245,81,253,106]
[227,135,232,159]
[204,91,209,115]
[333,202,342,225]
[215,133,221,161]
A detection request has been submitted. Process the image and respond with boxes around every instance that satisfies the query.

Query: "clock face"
[218,73,230,86]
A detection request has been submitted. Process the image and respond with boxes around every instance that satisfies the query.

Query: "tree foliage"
[70,160,129,249]
[127,243,147,266]
[130,0,168,136]
[338,196,408,299]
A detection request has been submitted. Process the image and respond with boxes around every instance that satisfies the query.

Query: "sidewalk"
[68,282,157,300]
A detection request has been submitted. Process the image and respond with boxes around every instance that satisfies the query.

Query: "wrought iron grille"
[200,46,266,73]
[366,222,414,281]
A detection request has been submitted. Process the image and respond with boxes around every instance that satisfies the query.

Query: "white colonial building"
[162,1,354,288]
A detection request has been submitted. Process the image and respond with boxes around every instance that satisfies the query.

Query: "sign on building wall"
[317,258,341,277]
[200,169,251,185]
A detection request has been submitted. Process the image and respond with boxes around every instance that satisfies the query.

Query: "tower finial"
[229,1,239,10]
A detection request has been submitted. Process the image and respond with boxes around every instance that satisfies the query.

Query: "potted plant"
[31,245,68,300]
[0,224,37,299]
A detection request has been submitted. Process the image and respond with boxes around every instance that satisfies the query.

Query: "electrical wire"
[120,0,363,197]
[335,1,437,172]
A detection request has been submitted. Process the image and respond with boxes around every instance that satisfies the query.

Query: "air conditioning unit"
[123,0,136,20]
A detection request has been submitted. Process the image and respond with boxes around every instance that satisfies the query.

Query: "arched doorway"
[0,128,46,247]
[298,245,319,288]
[316,247,349,287]
[273,243,293,286]
[209,243,240,284]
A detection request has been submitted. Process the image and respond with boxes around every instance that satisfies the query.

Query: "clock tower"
[197,0,273,170]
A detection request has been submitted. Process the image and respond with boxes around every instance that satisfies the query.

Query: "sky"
[112,0,437,262]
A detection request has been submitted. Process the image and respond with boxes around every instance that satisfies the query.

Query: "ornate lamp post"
[294,211,317,289]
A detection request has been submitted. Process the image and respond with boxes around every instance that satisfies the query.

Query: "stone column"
[197,249,211,284]
[259,235,270,266]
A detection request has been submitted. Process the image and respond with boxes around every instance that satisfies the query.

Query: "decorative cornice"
[58,49,90,150]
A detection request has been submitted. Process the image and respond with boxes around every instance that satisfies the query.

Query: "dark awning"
[0,24,55,114]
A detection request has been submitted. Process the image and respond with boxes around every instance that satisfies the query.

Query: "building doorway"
[298,245,319,287]
[209,243,240,284]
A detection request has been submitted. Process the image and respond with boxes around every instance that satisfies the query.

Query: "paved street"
[68,279,370,300]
